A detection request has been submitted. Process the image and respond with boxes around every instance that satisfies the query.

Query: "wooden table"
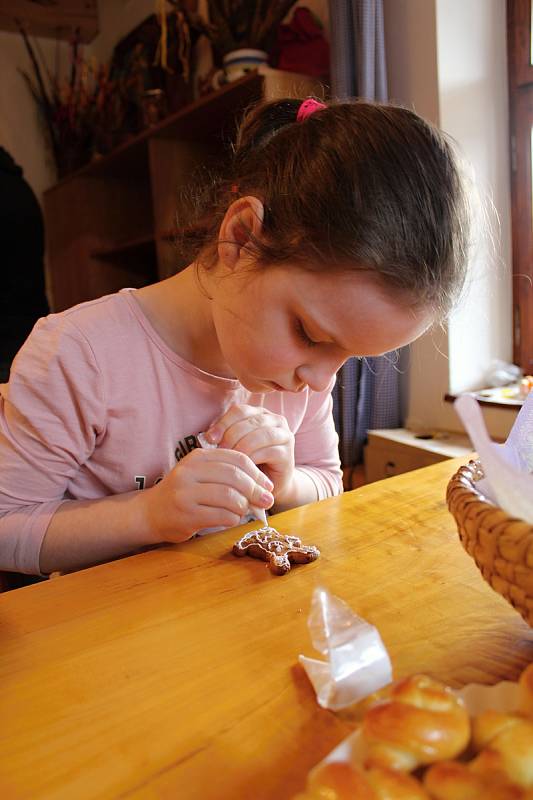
[1,459,533,799]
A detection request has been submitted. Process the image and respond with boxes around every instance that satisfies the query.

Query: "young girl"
[0,97,470,577]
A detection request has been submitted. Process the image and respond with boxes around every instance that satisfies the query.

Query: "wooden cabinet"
[364,428,472,483]
[43,71,322,312]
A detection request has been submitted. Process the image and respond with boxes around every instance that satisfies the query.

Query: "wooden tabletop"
[2,458,533,799]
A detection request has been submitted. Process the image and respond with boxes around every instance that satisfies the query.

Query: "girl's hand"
[143,447,274,543]
[205,405,296,504]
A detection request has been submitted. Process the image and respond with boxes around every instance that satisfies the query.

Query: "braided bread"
[292,762,376,800]
[361,675,470,771]
[296,664,533,800]
[364,765,430,799]
[294,761,429,799]
[519,663,533,718]
[424,760,533,800]
[470,711,533,788]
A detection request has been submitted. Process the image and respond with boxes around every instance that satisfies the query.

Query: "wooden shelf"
[48,74,264,189]
[445,391,523,410]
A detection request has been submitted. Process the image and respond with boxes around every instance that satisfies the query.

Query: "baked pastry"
[292,761,378,800]
[294,761,429,799]
[424,760,533,799]
[519,663,533,718]
[298,663,533,799]
[365,765,431,799]
[424,760,488,800]
[470,711,533,788]
[361,675,470,771]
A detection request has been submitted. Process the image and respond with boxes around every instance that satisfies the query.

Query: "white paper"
[454,393,533,523]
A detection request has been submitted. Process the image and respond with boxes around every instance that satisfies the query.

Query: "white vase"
[223,49,271,82]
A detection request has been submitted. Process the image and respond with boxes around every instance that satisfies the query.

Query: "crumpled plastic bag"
[298,587,392,710]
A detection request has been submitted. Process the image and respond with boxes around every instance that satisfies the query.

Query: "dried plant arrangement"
[16,20,145,176]
[204,0,299,60]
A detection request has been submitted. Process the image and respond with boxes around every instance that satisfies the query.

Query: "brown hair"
[180,97,470,317]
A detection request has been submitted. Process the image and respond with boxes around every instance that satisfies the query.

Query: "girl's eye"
[295,320,317,348]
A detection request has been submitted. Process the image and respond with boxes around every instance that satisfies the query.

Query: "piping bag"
[299,587,393,710]
[197,431,268,526]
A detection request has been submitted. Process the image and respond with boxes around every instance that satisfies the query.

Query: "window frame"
[508,0,533,369]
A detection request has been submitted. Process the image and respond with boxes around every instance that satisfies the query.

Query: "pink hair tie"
[297,98,327,122]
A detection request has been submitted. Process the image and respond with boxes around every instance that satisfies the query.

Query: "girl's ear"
[217,196,265,268]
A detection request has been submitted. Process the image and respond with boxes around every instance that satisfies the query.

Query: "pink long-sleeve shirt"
[0,289,342,574]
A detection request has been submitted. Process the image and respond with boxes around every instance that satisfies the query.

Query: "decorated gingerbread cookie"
[232,527,320,575]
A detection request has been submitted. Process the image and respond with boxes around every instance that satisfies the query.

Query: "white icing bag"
[299,586,393,711]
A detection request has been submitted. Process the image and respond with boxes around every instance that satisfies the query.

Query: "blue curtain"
[328,0,403,474]
[329,0,387,102]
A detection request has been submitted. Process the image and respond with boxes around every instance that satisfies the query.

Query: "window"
[508,0,533,369]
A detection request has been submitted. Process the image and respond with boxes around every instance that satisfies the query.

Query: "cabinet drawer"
[364,444,447,483]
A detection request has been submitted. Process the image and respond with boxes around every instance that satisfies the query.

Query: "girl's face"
[209,263,433,394]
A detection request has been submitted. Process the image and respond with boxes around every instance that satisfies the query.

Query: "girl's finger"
[193,505,243,531]
[206,404,266,444]
[218,410,288,451]
[184,459,274,508]
[191,481,271,517]
[186,447,274,491]
[244,444,291,470]
[229,425,291,460]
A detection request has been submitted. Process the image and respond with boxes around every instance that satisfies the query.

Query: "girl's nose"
[297,355,347,393]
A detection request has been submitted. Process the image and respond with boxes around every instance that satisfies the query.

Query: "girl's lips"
[268,381,307,393]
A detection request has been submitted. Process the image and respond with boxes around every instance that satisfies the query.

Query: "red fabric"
[272,7,329,79]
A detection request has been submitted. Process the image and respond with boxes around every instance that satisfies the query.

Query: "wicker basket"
[447,461,533,627]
